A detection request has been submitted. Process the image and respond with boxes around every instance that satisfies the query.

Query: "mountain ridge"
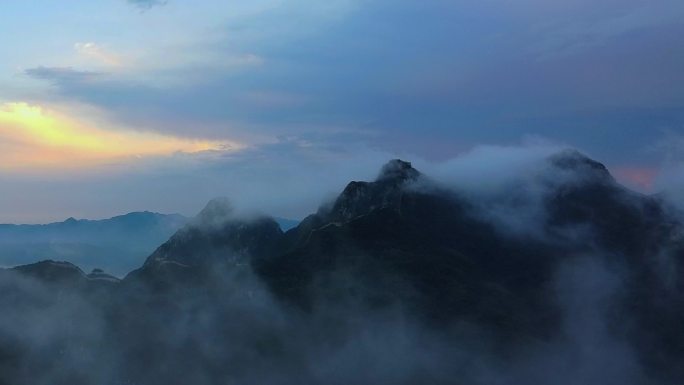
[2,150,684,384]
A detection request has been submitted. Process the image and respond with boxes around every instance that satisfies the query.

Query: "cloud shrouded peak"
[195,197,235,227]
[376,159,421,183]
[548,149,616,184]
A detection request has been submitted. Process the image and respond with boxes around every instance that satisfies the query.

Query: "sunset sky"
[1,0,683,222]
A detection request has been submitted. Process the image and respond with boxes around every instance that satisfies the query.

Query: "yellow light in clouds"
[0,102,239,171]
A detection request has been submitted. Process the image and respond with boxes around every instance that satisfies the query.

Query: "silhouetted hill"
[0,211,301,276]
[0,212,188,276]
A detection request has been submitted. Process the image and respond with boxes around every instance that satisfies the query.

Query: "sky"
[1,0,683,223]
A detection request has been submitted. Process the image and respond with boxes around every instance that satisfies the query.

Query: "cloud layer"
[0,0,683,221]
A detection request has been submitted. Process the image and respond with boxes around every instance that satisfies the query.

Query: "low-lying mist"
[0,255,653,385]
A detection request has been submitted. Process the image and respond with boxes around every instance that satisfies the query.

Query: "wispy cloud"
[74,43,123,67]
[127,0,167,10]
[24,67,103,85]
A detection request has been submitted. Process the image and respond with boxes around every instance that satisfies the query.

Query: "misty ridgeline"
[2,150,684,385]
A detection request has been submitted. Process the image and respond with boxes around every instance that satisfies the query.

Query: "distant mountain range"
[0,211,300,276]
[1,151,684,384]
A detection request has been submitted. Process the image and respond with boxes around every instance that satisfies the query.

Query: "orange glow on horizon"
[0,102,241,171]
[612,166,659,192]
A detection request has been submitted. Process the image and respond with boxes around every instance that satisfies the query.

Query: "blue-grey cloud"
[23,0,684,164]
[24,66,104,85]
[127,0,166,9]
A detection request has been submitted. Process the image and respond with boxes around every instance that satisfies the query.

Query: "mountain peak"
[196,197,234,226]
[318,159,422,223]
[548,150,614,183]
[376,159,420,182]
